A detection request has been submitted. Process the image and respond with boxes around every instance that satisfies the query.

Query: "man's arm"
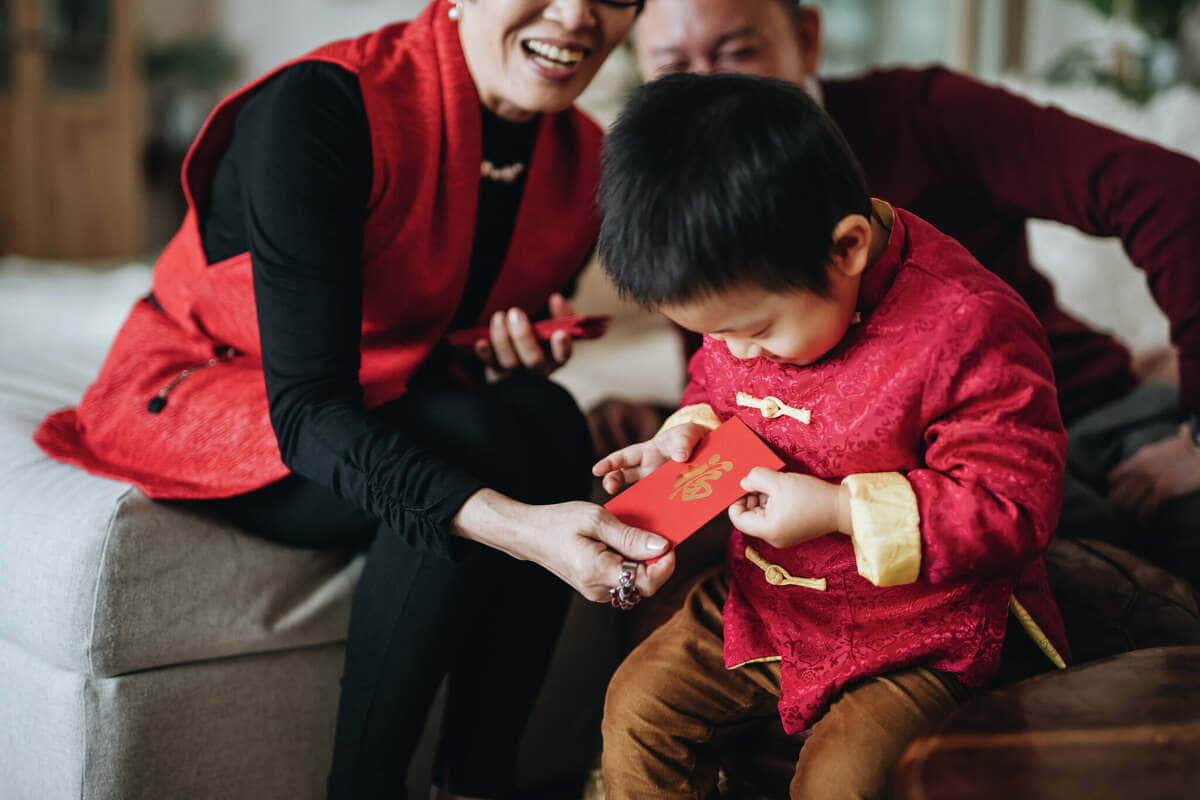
[914,67,1200,412]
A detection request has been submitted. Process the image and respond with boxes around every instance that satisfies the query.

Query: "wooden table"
[893,647,1200,800]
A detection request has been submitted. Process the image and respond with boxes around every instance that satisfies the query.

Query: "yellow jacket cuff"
[842,472,921,587]
[658,403,722,434]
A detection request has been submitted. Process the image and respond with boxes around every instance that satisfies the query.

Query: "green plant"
[1043,0,1199,102]
[1081,0,1192,40]
[141,35,238,91]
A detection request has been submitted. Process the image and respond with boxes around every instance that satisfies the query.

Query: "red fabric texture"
[35,0,602,499]
[792,68,1200,420]
[682,209,1070,733]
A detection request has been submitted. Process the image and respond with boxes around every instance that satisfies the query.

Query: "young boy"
[593,73,1070,799]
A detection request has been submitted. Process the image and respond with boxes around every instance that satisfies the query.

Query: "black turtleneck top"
[196,61,543,553]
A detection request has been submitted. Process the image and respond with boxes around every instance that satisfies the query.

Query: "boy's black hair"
[597,72,872,307]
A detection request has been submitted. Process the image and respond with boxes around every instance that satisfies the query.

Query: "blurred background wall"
[1,0,1198,265]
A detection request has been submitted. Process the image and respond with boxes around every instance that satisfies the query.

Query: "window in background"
[44,0,108,91]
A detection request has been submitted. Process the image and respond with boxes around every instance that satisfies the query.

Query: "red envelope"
[604,417,785,559]
[446,314,611,349]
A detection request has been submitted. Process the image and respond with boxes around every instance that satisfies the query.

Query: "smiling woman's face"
[457,0,640,122]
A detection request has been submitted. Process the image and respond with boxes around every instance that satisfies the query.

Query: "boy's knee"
[788,725,885,800]
[602,657,653,741]
[602,646,690,755]
[790,669,965,799]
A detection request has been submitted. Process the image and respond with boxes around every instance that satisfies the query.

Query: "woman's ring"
[609,561,642,610]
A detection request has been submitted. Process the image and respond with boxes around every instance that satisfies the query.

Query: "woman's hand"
[728,468,851,549]
[592,421,711,496]
[473,293,576,381]
[451,489,676,603]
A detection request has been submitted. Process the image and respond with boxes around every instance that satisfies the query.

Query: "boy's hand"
[729,468,851,549]
[592,422,711,495]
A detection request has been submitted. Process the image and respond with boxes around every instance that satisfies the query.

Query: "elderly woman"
[35,1,673,797]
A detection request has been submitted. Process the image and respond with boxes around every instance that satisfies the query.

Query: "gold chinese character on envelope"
[605,418,785,558]
[669,454,734,502]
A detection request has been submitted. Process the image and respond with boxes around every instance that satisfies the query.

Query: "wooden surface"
[893,646,1200,800]
[1,0,143,259]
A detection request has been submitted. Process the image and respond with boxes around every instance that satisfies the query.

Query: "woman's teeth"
[523,40,586,69]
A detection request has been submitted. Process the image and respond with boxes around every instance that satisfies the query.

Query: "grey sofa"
[0,260,619,799]
[9,260,1198,800]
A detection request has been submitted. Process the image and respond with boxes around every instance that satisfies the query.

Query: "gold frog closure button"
[744,546,827,591]
[736,392,812,424]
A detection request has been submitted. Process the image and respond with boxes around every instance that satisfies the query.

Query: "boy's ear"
[828,213,872,278]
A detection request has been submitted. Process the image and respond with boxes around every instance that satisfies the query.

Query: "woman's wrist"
[450,488,532,561]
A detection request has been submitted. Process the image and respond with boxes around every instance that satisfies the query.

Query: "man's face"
[633,0,820,83]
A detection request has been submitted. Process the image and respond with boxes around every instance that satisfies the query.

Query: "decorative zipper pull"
[736,392,812,424]
[147,347,236,414]
[744,546,827,591]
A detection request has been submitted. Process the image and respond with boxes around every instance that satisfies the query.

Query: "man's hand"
[587,397,669,459]
[728,467,850,549]
[1108,423,1200,522]
[592,421,711,496]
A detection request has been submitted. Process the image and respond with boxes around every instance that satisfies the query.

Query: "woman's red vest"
[35,0,603,499]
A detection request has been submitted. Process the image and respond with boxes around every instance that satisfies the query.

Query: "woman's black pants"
[184,374,594,799]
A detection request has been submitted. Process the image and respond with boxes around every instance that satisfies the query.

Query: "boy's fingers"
[596,442,645,472]
[620,466,645,486]
[740,466,781,495]
[728,502,768,536]
[661,425,701,461]
[728,503,746,527]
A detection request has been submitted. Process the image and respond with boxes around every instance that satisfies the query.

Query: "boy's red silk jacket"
[35,0,602,498]
[678,209,1070,733]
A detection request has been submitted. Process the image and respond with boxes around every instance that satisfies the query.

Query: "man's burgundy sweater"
[818,67,1200,423]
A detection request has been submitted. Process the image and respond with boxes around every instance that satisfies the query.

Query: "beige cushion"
[0,383,361,678]
[0,259,359,678]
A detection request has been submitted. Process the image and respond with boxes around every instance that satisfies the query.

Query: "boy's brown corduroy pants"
[601,567,969,800]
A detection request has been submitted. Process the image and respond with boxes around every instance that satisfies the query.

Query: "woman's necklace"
[480,160,526,183]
